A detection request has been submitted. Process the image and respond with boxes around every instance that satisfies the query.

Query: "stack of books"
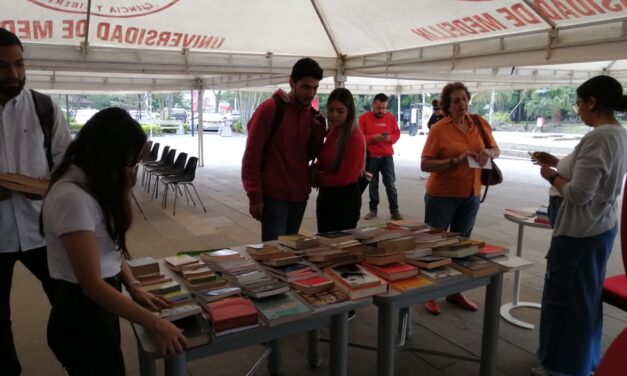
[201,249,289,299]
[293,286,350,311]
[431,240,484,258]
[386,219,429,232]
[127,257,172,287]
[476,244,509,259]
[180,267,226,291]
[278,234,320,249]
[204,296,259,336]
[248,247,302,267]
[420,265,465,282]
[404,255,452,270]
[377,236,417,253]
[193,285,242,303]
[252,292,312,326]
[324,264,387,300]
[263,262,318,283]
[534,206,550,225]
[289,275,335,295]
[360,262,420,282]
[450,256,500,278]
[163,254,205,272]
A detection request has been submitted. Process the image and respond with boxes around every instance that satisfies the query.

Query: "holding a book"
[42,108,187,375]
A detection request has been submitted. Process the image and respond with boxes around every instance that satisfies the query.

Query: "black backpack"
[30,89,55,171]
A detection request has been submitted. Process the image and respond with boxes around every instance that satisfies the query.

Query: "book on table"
[364,252,406,266]
[504,208,536,220]
[376,236,417,253]
[204,296,259,333]
[325,264,388,300]
[127,256,160,278]
[315,230,356,245]
[143,281,181,296]
[386,219,428,231]
[420,265,465,281]
[200,249,242,263]
[290,275,335,294]
[160,290,193,306]
[252,292,312,326]
[163,255,204,272]
[431,240,484,258]
[325,264,382,289]
[360,262,420,281]
[261,254,302,267]
[389,275,433,292]
[277,234,320,249]
[450,256,501,278]
[245,243,282,256]
[137,274,172,287]
[293,287,350,311]
[239,280,290,299]
[487,254,533,272]
[476,244,509,259]
[193,285,242,303]
[404,255,452,269]
[159,303,202,321]
[0,173,49,196]
[172,314,212,347]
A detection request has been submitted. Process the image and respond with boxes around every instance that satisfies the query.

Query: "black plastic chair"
[140,140,153,162]
[150,152,187,199]
[141,145,169,188]
[161,157,206,215]
[144,148,176,192]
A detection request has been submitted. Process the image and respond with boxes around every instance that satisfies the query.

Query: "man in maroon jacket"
[241,58,326,241]
[359,93,403,221]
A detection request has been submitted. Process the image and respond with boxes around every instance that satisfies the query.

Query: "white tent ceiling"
[3,0,627,93]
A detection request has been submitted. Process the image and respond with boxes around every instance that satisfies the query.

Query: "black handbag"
[470,115,503,202]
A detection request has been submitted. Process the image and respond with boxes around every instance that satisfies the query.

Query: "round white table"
[501,213,551,329]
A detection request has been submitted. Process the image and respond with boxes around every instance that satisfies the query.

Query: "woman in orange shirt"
[420,82,500,315]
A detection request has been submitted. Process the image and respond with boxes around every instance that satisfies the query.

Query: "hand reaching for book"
[149,317,188,355]
[129,287,171,312]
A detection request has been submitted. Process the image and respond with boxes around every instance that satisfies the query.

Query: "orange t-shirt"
[421,114,497,198]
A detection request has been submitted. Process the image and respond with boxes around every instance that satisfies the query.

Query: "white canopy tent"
[3,0,626,162]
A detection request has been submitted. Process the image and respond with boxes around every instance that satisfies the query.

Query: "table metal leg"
[480,274,503,376]
[137,342,157,376]
[267,339,281,375]
[500,223,542,329]
[307,329,321,368]
[329,312,348,376]
[164,353,187,376]
[376,301,396,376]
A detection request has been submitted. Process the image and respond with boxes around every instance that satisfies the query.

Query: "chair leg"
[172,183,178,216]
[183,184,195,206]
[162,183,169,209]
[188,183,206,212]
[131,191,148,220]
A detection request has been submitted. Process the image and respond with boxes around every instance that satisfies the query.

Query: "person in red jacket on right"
[359,93,403,221]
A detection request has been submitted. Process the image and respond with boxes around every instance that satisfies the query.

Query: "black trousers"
[48,276,126,376]
[0,246,57,376]
[316,182,361,233]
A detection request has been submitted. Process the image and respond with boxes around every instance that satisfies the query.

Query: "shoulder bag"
[470,114,503,203]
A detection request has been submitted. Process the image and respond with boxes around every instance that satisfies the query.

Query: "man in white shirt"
[0,28,71,376]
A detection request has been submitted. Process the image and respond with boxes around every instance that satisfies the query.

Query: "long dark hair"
[49,107,147,257]
[327,88,357,172]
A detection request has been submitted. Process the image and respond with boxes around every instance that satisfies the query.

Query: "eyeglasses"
[572,99,583,114]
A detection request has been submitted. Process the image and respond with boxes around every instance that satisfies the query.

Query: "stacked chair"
[150,152,188,199]
[161,156,206,216]
[143,148,175,192]
[141,145,169,187]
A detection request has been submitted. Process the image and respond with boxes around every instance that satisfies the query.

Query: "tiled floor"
[11,132,625,375]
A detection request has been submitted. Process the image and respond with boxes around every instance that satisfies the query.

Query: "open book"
[0,173,49,196]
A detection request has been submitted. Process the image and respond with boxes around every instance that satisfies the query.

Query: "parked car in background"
[201,112,225,131]
[170,108,189,122]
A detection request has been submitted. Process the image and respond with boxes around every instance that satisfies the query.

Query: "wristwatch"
[547,172,559,185]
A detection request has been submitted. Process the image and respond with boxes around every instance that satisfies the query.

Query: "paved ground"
[10,131,626,375]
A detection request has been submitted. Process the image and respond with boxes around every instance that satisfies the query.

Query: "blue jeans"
[547,196,563,228]
[367,156,399,214]
[537,225,617,376]
[424,194,480,238]
[261,197,307,242]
